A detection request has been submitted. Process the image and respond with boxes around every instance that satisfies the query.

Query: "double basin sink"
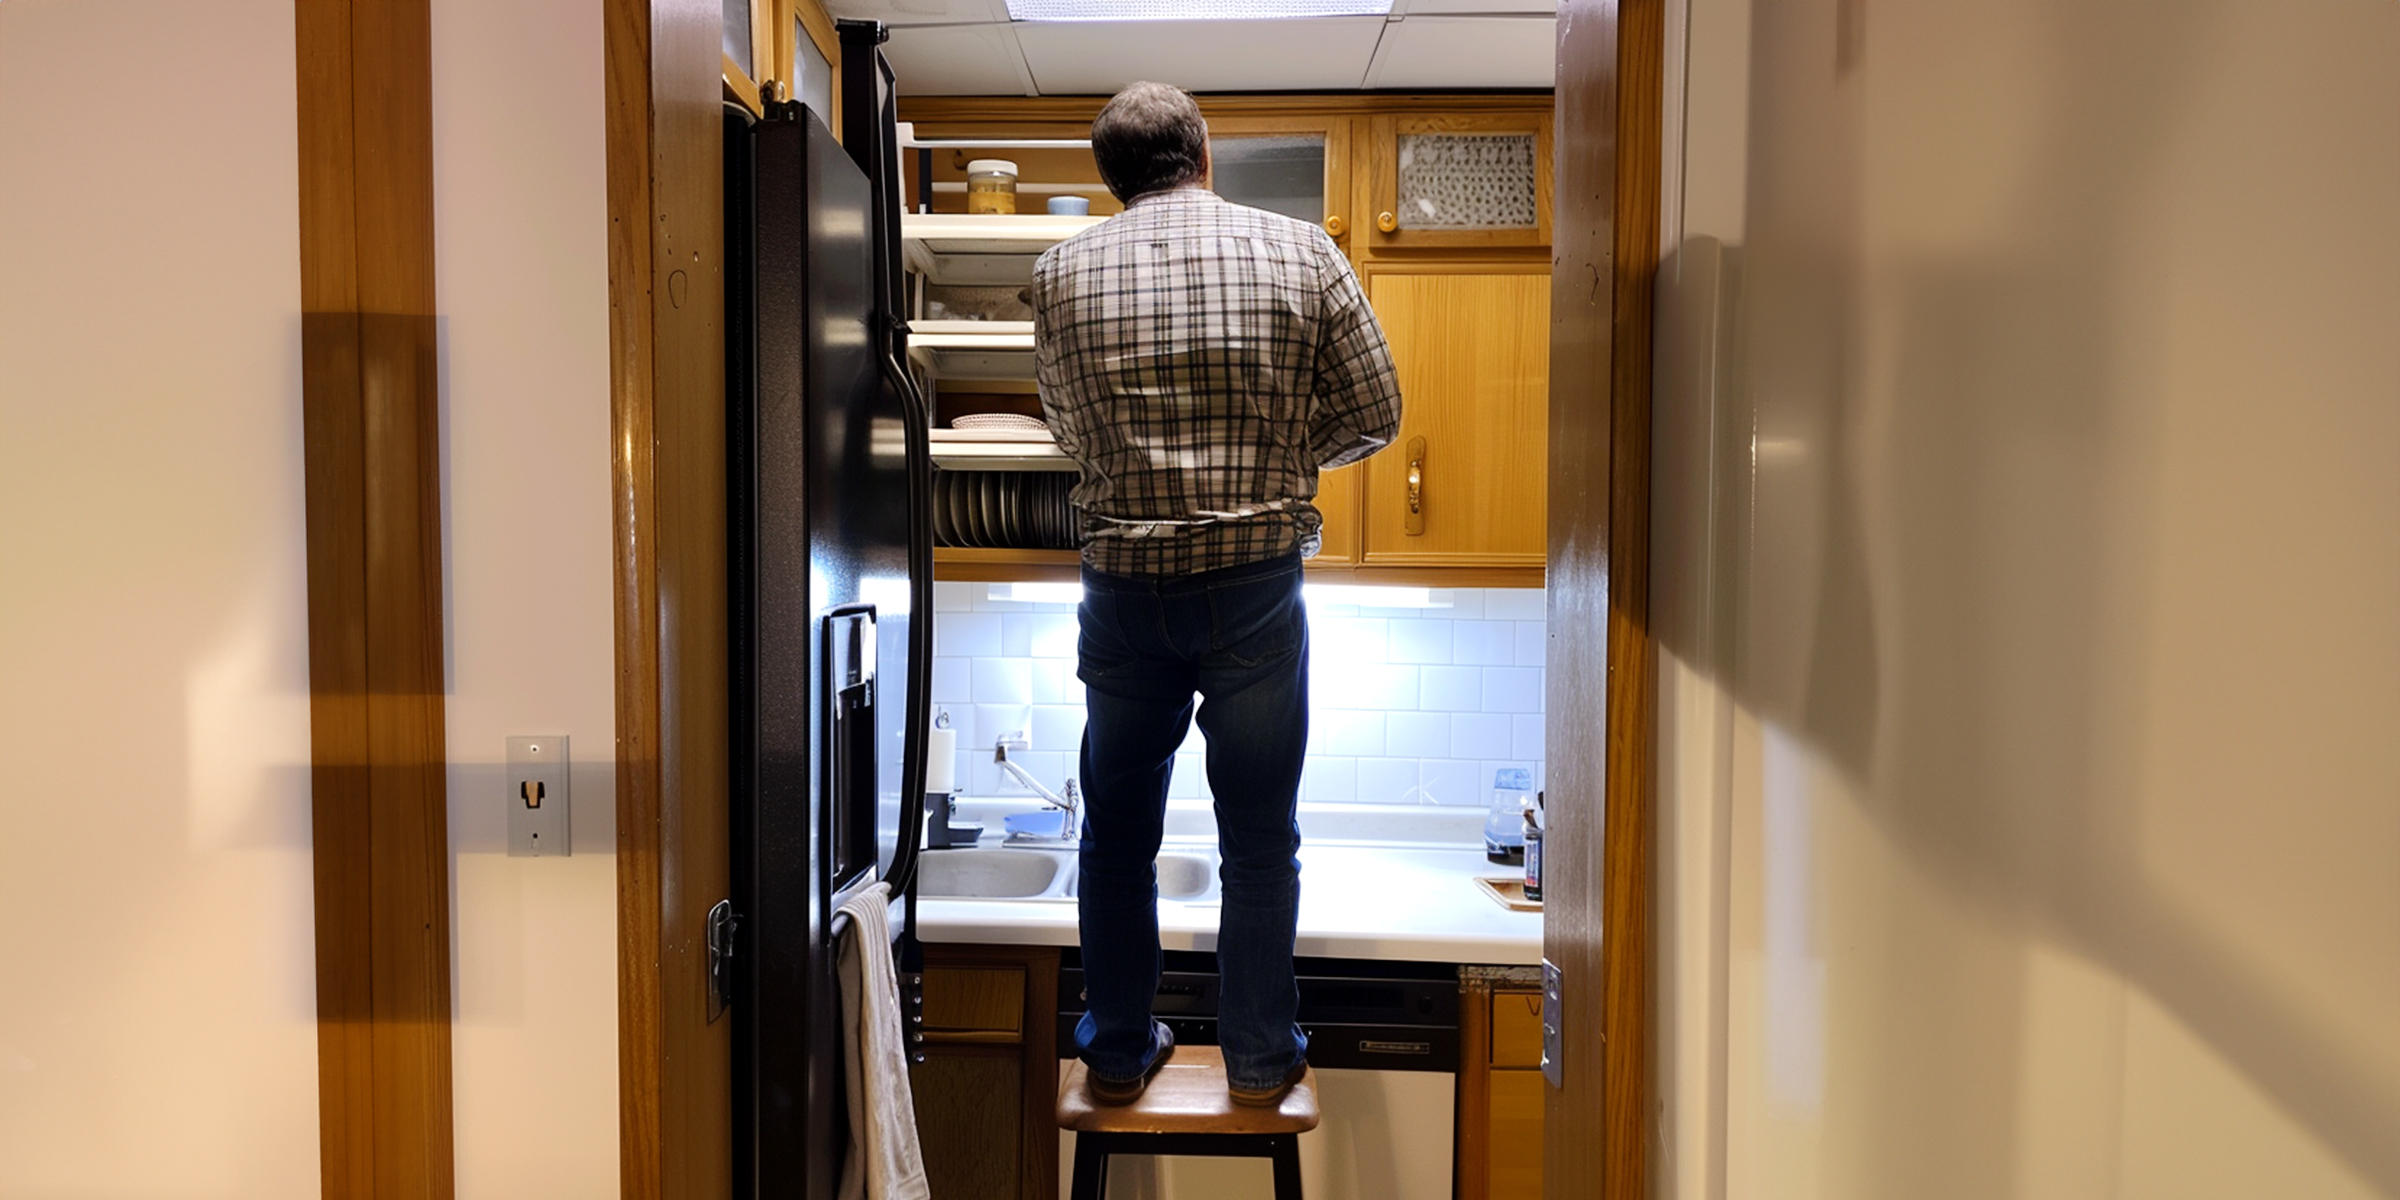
[915,844,1220,903]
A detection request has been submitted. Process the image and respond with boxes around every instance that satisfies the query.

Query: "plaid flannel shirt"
[1031,188,1402,577]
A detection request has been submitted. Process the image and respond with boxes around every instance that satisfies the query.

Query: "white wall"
[0,3,321,1196]
[1652,2,2400,1199]
[430,0,622,1194]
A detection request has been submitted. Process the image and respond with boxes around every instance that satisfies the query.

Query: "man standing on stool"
[1031,82,1403,1107]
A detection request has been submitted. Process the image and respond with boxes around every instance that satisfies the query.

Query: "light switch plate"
[1541,957,1564,1088]
[506,735,571,857]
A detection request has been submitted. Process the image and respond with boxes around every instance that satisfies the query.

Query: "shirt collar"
[1124,186,1218,210]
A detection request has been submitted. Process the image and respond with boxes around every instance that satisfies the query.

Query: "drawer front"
[923,966,1025,1042]
[1488,988,1544,1068]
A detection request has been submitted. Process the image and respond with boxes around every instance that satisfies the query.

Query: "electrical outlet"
[506,735,571,857]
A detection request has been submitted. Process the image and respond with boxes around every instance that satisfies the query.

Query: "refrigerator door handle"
[877,342,933,908]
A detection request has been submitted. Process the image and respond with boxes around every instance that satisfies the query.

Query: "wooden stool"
[1057,1045,1319,1200]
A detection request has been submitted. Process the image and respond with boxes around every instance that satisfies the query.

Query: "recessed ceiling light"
[1005,0,1393,20]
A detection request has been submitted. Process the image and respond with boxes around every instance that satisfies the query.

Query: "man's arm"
[1028,249,1084,462]
[1308,245,1402,470]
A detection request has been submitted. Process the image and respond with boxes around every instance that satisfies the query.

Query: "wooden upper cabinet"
[1360,263,1549,567]
[1206,114,1355,250]
[1362,112,1553,252]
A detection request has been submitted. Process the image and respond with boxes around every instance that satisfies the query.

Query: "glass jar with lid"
[965,158,1018,215]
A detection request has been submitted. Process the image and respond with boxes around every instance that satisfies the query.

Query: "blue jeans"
[1073,550,1311,1091]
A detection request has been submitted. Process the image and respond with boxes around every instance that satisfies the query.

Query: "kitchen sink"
[1061,849,1219,904]
[1153,852,1219,902]
[914,847,1073,899]
[914,845,1217,903]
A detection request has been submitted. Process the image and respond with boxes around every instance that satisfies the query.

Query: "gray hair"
[1090,82,1208,203]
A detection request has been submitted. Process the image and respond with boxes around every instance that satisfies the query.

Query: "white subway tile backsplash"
[1313,709,1387,757]
[971,657,1033,705]
[1319,663,1419,710]
[943,612,1004,657]
[1452,620,1514,666]
[1031,704,1086,754]
[1483,589,1546,621]
[932,656,970,706]
[1514,621,1548,667]
[1511,714,1546,762]
[1301,755,1356,803]
[1355,757,1420,805]
[1450,712,1512,760]
[1314,616,1388,662]
[1385,711,1451,760]
[1419,666,1483,712]
[1004,612,1078,659]
[1418,758,1482,807]
[938,586,1543,807]
[972,703,1031,751]
[1386,618,1454,665]
[1032,658,1081,705]
[1482,666,1543,713]
[1169,752,1204,800]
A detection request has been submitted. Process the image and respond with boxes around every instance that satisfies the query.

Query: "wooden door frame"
[1545,1,1665,1198]
[607,1,734,1197]
[294,2,456,1195]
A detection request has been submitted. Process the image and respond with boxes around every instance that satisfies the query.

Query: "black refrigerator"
[725,21,933,1200]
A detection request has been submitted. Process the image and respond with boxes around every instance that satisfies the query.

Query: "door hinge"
[707,899,741,1023]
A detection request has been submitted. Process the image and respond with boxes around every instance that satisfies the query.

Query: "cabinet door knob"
[1377,210,1399,234]
[1404,436,1427,536]
[1323,214,1346,238]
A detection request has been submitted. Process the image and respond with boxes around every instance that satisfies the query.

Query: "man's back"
[1032,188,1398,578]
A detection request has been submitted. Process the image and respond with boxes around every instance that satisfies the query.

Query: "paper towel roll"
[924,725,956,794]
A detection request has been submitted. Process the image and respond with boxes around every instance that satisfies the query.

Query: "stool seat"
[1058,1045,1319,1134]
[1058,1047,1318,1199]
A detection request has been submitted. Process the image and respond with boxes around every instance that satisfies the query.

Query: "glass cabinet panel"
[723,0,752,76]
[1394,133,1538,230]
[1210,134,1329,225]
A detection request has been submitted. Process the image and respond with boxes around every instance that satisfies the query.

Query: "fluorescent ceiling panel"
[823,0,1012,24]
[882,22,1038,95]
[1364,15,1554,88]
[1390,0,1555,14]
[1015,16,1386,92]
[1008,0,1390,18]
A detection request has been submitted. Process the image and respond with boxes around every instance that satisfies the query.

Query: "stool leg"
[1269,1133,1303,1200]
[1069,1131,1110,1200]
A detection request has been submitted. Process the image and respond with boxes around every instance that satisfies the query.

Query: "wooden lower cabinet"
[1457,969,1548,1200]
[911,944,1061,1200]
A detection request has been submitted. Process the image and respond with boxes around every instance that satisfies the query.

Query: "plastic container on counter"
[1484,767,1535,864]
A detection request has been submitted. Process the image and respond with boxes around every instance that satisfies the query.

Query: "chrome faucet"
[993,732,1080,841]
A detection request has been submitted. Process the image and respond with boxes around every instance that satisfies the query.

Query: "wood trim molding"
[900,93,1553,125]
[609,0,733,1196]
[294,1,454,1196]
[1546,0,1665,1198]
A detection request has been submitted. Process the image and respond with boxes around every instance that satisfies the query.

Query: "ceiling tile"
[884,22,1037,95]
[1391,0,1556,14]
[1013,17,1387,94]
[1364,15,1553,89]
[822,0,1012,25]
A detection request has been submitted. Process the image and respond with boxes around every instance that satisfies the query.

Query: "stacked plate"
[932,470,1077,550]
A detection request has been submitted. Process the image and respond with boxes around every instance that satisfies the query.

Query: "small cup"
[1047,195,1091,216]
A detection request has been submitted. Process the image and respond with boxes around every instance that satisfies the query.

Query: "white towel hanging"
[836,883,930,1200]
